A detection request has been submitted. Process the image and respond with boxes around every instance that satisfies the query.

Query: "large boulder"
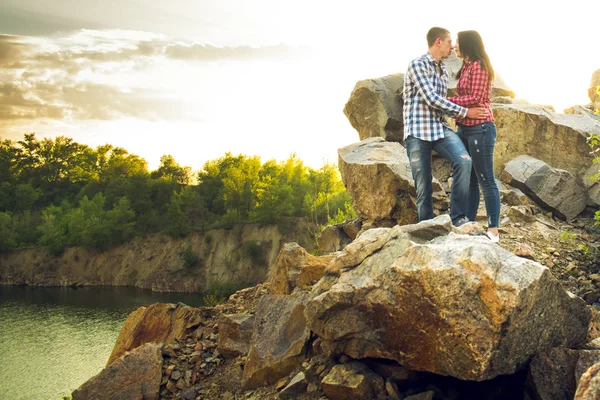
[72,343,163,400]
[343,74,405,142]
[107,302,204,365]
[500,155,587,221]
[305,222,591,381]
[492,103,600,177]
[242,293,310,389]
[338,137,448,225]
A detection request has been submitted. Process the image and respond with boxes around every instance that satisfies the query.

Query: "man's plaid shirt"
[403,53,467,142]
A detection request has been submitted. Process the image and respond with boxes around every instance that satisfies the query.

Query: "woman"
[448,30,501,242]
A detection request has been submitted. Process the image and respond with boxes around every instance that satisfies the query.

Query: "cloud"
[0,30,309,123]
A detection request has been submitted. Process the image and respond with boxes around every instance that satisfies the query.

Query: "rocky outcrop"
[304,217,591,381]
[242,293,310,389]
[0,221,315,292]
[500,155,587,220]
[493,103,600,177]
[343,74,405,142]
[73,343,163,400]
[107,302,204,365]
[337,137,448,225]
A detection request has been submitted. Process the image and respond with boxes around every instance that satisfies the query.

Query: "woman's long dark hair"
[456,30,495,82]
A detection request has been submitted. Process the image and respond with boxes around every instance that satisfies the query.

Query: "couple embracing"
[403,27,500,243]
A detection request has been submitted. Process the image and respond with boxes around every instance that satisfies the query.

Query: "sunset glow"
[1,0,597,170]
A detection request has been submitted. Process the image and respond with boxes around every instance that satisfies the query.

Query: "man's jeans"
[457,122,500,228]
[406,129,472,225]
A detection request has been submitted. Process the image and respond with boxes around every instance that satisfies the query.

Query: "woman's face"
[454,39,463,58]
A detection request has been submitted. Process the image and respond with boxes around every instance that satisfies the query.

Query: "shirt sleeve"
[447,62,489,107]
[408,59,468,119]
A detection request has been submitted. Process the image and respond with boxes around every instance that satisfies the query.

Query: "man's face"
[439,35,453,59]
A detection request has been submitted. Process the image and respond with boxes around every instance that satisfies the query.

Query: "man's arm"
[408,59,468,119]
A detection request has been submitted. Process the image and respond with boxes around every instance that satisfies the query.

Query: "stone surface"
[306,231,591,381]
[501,155,587,220]
[343,73,405,142]
[242,293,310,389]
[108,302,204,365]
[528,347,600,400]
[492,103,600,177]
[338,137,447,225]
[575,362,600,400]
[267,242,334,295]
[317,224,353,254]
[72,343,163,400]
[217,313,255,358]
[321,361,385,400]
[278,371,308,400]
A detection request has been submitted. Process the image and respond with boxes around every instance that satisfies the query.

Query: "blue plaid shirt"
[403,53,468,142]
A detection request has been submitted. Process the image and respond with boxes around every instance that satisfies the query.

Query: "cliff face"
[0,221,315,292]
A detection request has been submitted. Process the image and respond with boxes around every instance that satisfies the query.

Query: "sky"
[0,0,598,171]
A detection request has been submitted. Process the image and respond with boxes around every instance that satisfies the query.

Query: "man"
[403,26,487,226]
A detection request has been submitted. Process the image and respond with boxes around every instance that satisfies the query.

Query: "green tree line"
[0,134,355,254]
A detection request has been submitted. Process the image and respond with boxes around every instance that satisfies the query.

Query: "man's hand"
[466,107,488,119]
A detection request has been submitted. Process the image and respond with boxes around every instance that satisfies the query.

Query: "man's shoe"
[486,231,500,243]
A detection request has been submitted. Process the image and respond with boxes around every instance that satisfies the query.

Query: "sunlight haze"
[0,0,597,170]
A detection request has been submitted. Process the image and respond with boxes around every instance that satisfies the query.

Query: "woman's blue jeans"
[405,128,472,225]
[457,122,500,228]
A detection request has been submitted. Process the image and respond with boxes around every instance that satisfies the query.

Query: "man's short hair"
[427,27,450,47]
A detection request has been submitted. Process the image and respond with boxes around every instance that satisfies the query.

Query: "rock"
[242,293,310,389]
[267,242,334,295]
[493,103,600,178]
[217,313,255,358]
[343,73,405,142]
[337,137,447,225]
[501,188,531,206]
[180,388,197,400]
[278,372,308,400]
[587,307,600,343]
[491,96,515,104]
[513,243,536,259]
[501,155,587,221]
[317,224,353,254]
[575,362,600,400]
[72,343,162,400]
[321,361,386,400]
[305,231,591,381]
[363,359,417,382]
[399,214,454,242]
[385,378,402,400]
[583,164,600,207]
[404,391,435,400]
[528,347,600,400]
[107,302,204,365]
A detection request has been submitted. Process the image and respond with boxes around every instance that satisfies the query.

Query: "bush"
[178,241,200,269]
[245,241,266,266]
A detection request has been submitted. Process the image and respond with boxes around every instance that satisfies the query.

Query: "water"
[0,286,207,400]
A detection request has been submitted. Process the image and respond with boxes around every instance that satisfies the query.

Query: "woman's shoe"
[487,231,500,243]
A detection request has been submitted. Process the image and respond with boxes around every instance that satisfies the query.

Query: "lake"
[0,285,207,400]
